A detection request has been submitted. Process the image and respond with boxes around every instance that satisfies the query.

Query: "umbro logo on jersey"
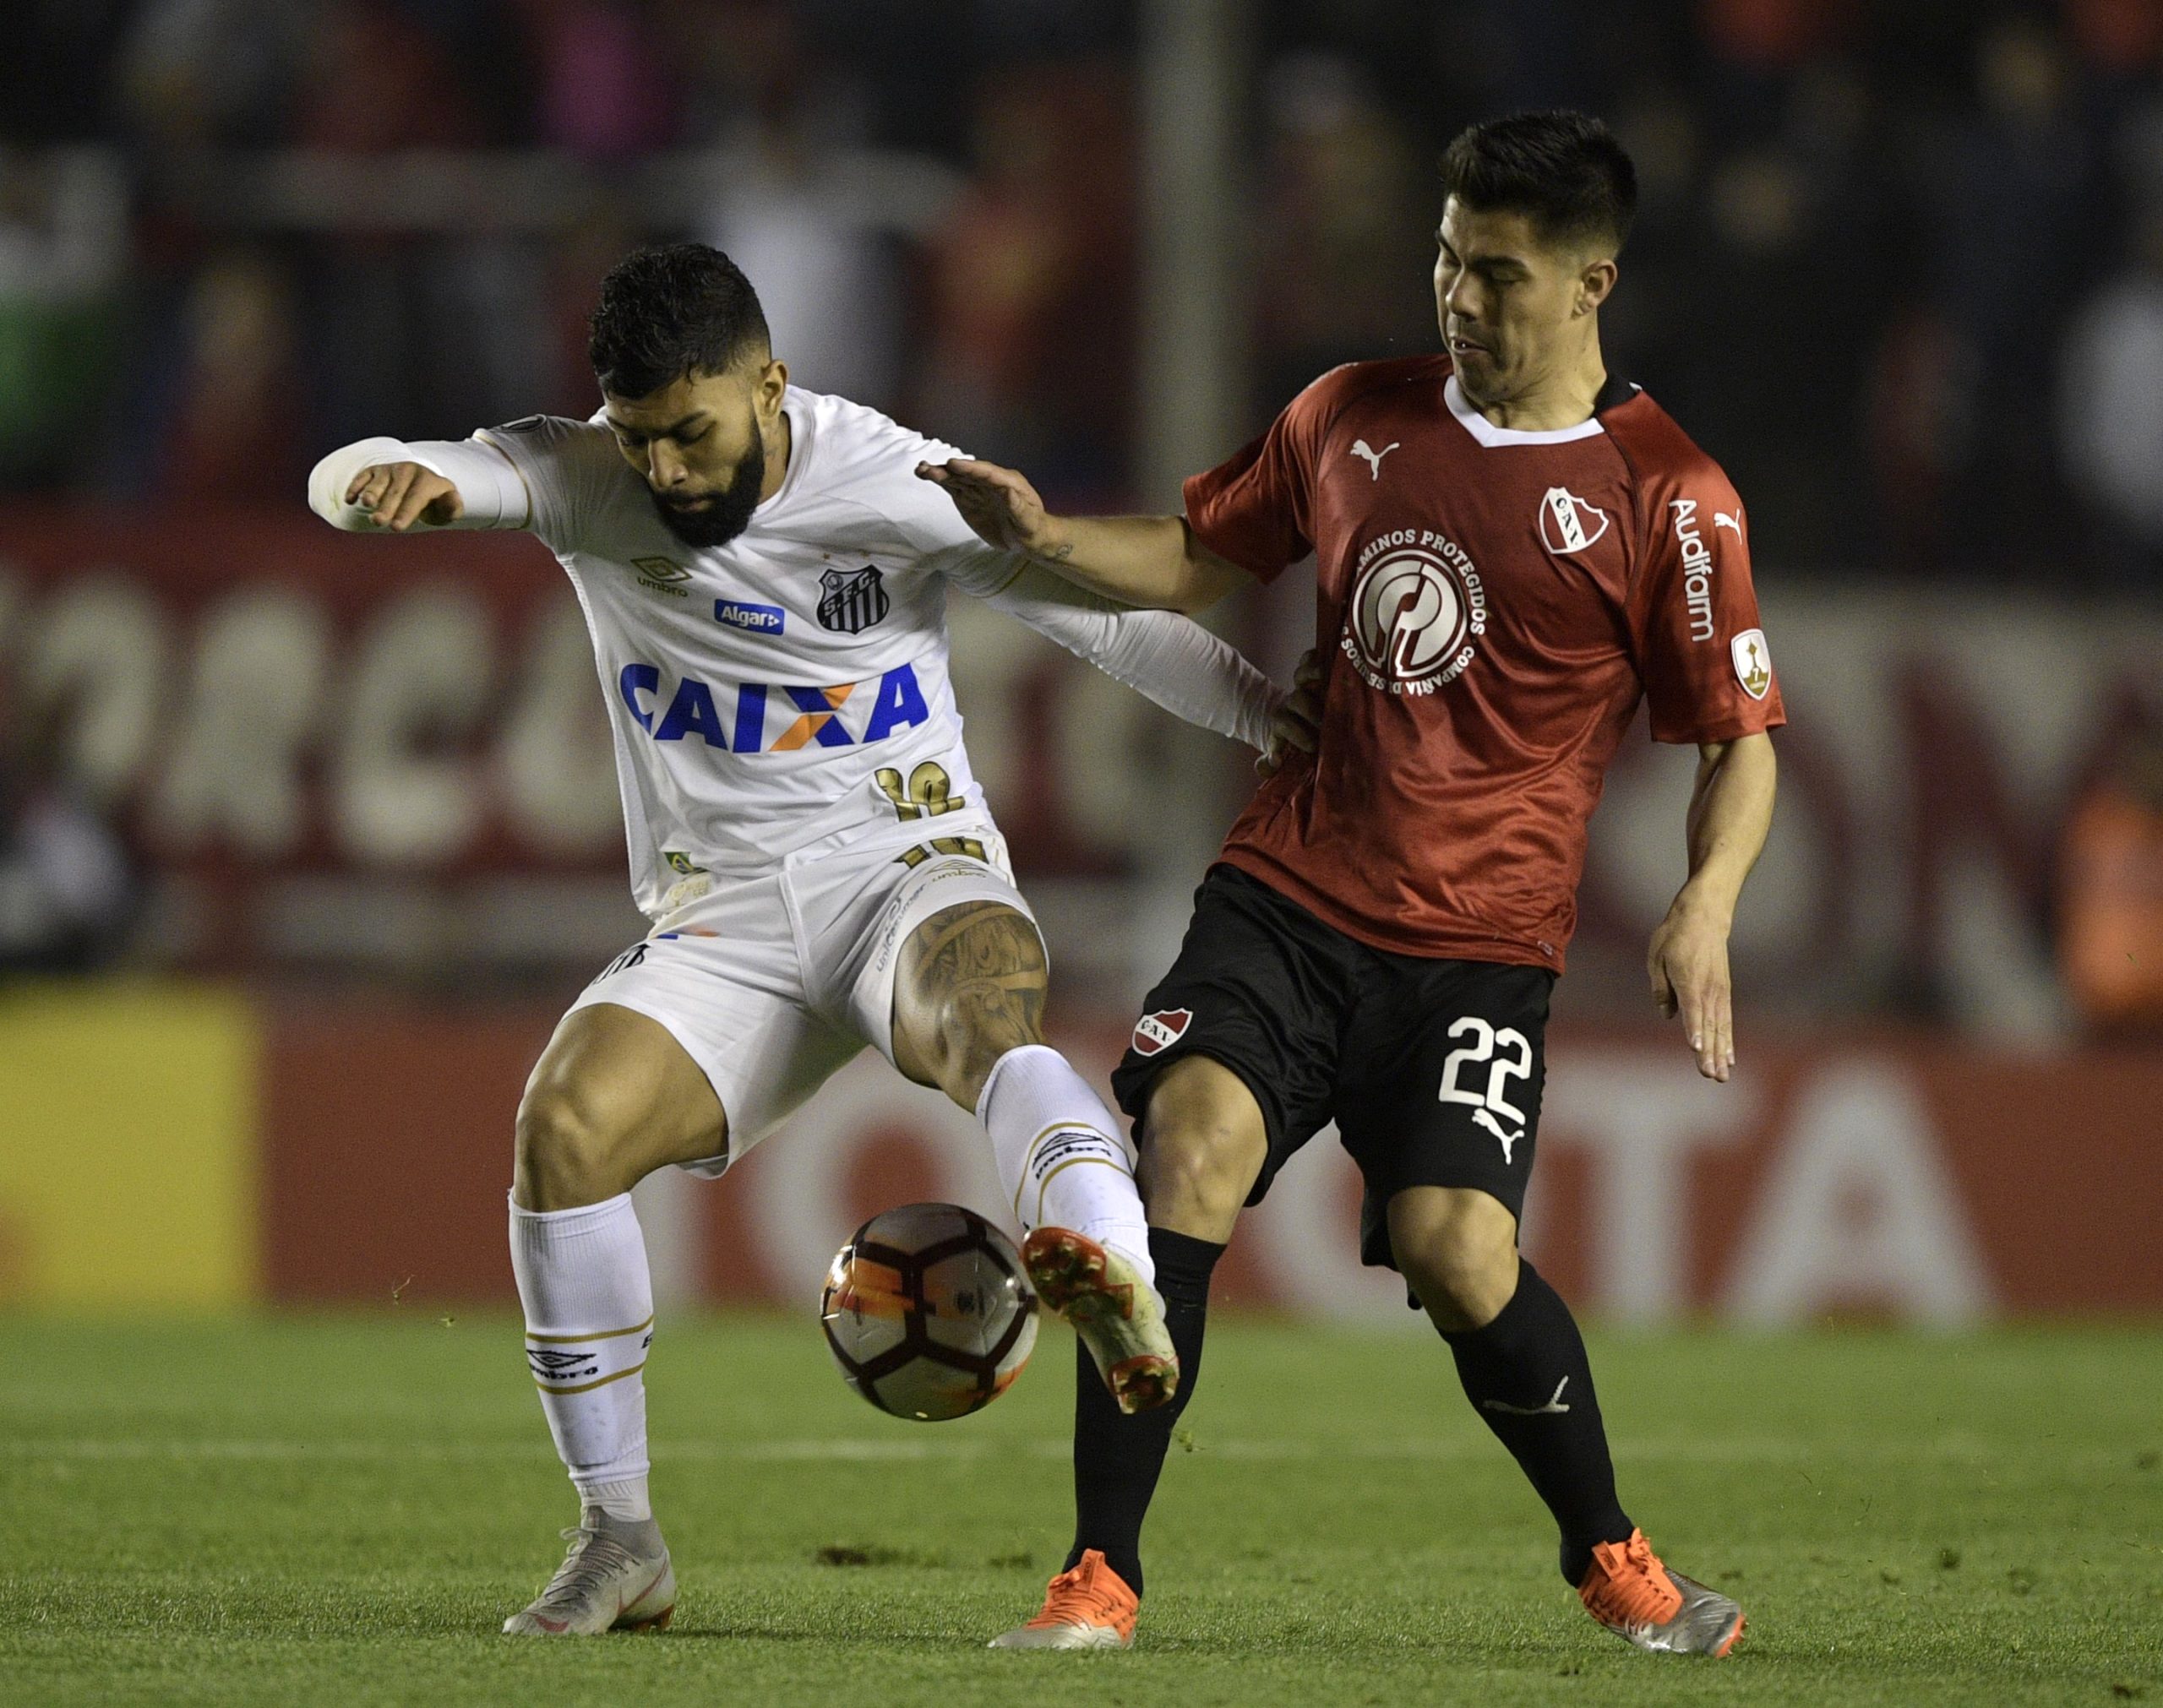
[1350,439,1400,480]
[631,556,693,599]
[818,565,890,634]
[1131,1009,1193,1057]
[715,599,786,634]
[1537,487,1610,556]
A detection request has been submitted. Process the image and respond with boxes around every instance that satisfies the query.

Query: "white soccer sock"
[977,1044,1155,1287]
[508,1191,656,1522]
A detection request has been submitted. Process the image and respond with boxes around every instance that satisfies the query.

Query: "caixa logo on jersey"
[818,566,890,634]
[618,661,930,753]
[1341,527,1488,696]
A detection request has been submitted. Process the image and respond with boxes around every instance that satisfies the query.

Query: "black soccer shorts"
[1109,864,1556,1270]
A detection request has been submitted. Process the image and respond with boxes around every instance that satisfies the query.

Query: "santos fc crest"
[818,565,891,634]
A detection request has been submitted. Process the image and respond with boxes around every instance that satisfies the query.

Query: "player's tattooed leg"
[890,900,1049,1107]
[895,901,1177,1409]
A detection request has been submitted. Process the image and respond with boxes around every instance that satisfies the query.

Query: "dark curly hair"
[587,243,771,399]
[1440,111,1637,254]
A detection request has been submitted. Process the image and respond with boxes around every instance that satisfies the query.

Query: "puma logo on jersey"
[1714,510,1743,537]
[618,661,931,752]
[1349,439,1400,480]
[1482,1377,1572,1417]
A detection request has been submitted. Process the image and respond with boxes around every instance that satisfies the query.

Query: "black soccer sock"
[1064,1227,1223,1598]
[1440,1258,1634,1586]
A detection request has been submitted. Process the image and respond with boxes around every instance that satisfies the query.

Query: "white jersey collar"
[1444,373,1607,447]
[755,389,815,519]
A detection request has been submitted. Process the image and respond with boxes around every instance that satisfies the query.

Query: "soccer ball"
[820,1202,1039,1422]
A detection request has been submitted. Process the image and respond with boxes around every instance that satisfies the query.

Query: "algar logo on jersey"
[1341,526,1488,695]
[619,661,930,753]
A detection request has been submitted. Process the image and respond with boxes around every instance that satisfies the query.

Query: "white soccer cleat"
[502,1520,676,1636]
[1020,1227,1179,1414]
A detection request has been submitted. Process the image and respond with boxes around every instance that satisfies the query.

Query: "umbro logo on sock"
[528,1349,601,1383]
[1482,1376,1571,1416]
[1030,1129,1118,1180]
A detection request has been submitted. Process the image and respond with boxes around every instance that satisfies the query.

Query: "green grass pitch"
[3,1313,2160,1706]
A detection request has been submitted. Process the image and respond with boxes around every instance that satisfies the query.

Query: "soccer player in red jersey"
[923,111,1779,1656]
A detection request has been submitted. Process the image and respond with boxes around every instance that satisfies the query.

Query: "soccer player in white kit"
[306,245,1284,1638]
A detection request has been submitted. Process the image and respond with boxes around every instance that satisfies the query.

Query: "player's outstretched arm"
[915,458,1246,613]
[1646,732,1778,1082]
[307,434,531,534]
[965,558,1285,751]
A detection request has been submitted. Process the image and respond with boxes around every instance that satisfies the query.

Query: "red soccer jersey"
[1187,355,1785,971]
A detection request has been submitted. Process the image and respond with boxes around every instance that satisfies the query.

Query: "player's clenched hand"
[1259,649,1325,775]
[915,458,1065,560]
[1647,899,1735,1082]
[346,462,463,531]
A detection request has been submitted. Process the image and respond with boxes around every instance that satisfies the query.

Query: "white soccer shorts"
[564,817,1035,1176]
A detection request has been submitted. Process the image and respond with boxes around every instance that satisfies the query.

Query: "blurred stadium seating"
[3,0,2160,1319]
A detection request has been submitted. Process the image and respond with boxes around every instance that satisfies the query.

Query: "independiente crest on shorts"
[1340,526,1488,695]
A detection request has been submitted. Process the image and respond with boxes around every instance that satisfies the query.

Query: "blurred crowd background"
[6,0,2163,571]
[3,0,2162,1035]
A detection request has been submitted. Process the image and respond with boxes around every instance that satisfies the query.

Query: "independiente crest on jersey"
[818,565,891,634]
[1341,526,1488,695]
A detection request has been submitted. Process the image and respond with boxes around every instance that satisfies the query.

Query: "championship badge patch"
[1131,1009,1193,1058]
[1731,628,1773,699]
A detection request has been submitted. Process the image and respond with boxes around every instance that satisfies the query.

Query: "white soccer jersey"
[311,387,1278,919]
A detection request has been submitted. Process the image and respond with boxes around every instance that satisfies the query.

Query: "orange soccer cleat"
[987,1548,1140,1650]
[1577,1529,1745,1656]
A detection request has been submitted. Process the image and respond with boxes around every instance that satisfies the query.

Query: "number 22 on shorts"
[1437,1016,1533,1161]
